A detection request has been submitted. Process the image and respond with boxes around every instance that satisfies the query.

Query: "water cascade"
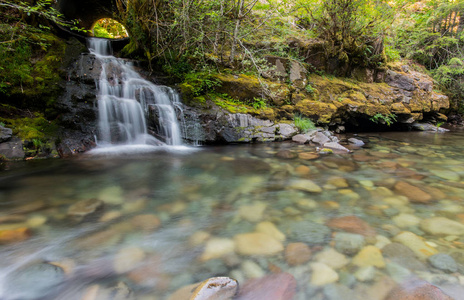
[87,38,184,147]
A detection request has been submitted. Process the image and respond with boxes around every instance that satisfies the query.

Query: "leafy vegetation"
[294,114,316,133]
[395,0,464,110]
[92,18,128,39]
[369,113,397,126]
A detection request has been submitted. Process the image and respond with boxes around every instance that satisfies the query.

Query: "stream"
[1,130,464,299]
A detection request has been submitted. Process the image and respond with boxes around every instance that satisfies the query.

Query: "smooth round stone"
[67,198,104,222]
[255,222,285,242]
[420,217,464,236]
[327,215,376,237]
[374,235,391,249]
[4,263,65,300]
[428,254,458,273]
[352,246,385,268]
[168,277,238,300]
[294,165,311,176]
[310,263,339,286]
[383,208,400,217]
[99,210,122,222]
[354,266,376,282]
[285,243,312,266]
[392,213,421,228]
[359,180,374,188]
[287,179,322,193]
[338,271,356,287]
[81,282,132,300]
[295,199,318,210]
[371,187,394,197]
[385,278,454,300]
[314,248,349,269]
[430,169,460,181]
[327,177,349,188]
[113,247,145,274]
[394,181,432,203]
[122,198,147,213]
[189,231,211,247]
[323,284,360,300]
[234,232,283,256]
[386,262,412,283]
[298,152,319,160]
[282,221,331,245]
[130,214,161,232]
[237,272,297,300]
[238,202,267,222]
[0,227,31,244]
[26,215,47,228]
[98,186,124,205]
[241,260,265,279]
[333,232,365,255]
[200,238,235,261]
[393,232,438,260]
[276,150,297,159]
[383,196,409,207]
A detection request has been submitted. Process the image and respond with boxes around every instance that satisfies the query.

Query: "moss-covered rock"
[195,63,449,127]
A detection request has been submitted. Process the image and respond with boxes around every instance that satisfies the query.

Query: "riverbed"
[1,130,464,299]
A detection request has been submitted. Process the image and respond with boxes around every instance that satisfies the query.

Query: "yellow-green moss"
[0,109,58,141]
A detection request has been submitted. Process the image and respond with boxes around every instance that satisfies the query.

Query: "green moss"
[0,24,66,109]
[0,111,58,141]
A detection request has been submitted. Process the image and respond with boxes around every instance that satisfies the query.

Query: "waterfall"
[87,38,184,147]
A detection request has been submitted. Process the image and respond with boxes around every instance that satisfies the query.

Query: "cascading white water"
[87,38,184,147]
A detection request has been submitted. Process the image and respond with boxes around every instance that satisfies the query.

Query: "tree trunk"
[229,0,244,65]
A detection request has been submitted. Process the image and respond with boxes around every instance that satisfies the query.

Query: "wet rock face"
[0,126,12,143]
[183,107,298,144]
[54,51,100,155]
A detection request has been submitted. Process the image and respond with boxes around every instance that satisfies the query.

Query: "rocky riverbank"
[0,36,454,161]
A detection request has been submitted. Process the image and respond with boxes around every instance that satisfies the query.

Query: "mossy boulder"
[215,74,265,101]
[295,100,337,124]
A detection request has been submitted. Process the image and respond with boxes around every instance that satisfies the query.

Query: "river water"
[1,130,464,299]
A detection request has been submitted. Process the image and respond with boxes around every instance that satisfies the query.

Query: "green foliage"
[296,0,394,74]
[0,112,58,141]
[294,114,316,133]
[394,0,464,111]
[92,18,128,39]
[369,113,397,126]
[183,72,221,97]
[433,58,464,110]
[305,83,316,94]
[252,97,267,109]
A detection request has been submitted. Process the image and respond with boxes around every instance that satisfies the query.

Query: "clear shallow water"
[1,130,464,299]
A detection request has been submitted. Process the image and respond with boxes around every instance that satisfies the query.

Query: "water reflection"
[1,131,464,299]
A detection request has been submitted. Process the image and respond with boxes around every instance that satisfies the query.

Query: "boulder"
[0,137,25,160]
[385,70,416,91]
[0,125,12,142]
